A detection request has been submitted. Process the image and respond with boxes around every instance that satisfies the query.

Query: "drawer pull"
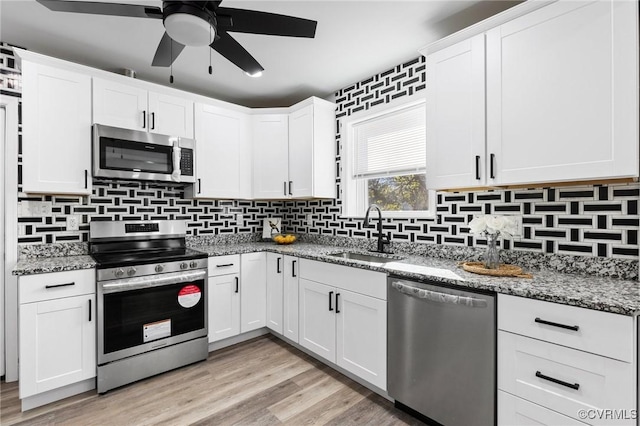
[535,371,580,390]
[534,317,579,331]
[216,263,234,268]
[45,282,75,289]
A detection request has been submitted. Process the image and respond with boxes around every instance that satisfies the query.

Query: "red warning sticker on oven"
[178,285,202,308]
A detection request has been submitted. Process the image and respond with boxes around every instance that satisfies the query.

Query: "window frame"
[341,93,435,219]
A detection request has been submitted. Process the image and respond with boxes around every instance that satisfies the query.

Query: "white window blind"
[352,103,426,179]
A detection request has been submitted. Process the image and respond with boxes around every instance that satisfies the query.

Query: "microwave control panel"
[180,149,194,176]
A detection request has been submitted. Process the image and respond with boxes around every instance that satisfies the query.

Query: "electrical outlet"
[67,215,80,231]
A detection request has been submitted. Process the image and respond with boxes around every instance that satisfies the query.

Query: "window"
[342,96,434,218]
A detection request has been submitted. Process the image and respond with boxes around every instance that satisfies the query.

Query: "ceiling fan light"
[165,13,214,47]
[246,71,263,78]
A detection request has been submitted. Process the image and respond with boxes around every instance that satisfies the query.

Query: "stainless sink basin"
[328,251,403,263]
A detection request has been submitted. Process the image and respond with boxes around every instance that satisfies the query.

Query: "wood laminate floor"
[0,335,424,425]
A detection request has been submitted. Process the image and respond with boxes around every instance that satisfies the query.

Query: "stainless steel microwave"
[93,124,196,183]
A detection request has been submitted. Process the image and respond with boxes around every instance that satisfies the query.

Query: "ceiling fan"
[35,0,318,77]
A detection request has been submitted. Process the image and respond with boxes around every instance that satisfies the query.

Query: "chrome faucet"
[363,204,390,253]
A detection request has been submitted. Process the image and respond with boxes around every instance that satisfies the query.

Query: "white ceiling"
[0,0,521,107]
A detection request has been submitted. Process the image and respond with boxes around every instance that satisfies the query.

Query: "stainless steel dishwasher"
[388,276,496,426]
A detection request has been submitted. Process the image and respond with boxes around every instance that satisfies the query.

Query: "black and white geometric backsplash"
[6,41,639,261]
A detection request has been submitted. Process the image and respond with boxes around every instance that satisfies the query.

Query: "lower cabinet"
[298,260,387,390]
[18,270,96,399]
[208,253,266,343]
[499,391,588,426]
[265,253,299,341]
[266,252,284,334]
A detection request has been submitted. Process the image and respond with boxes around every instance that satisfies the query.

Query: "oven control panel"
[97,258,208,282]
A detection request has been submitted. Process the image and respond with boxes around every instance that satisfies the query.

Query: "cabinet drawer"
[208,255,240,276]
[499,331,635,425]
[499,390,588,426]
[299,259,386,300]
[19,269,96,304]
[498,294,633,362]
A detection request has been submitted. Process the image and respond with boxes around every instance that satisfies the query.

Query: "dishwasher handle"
[391,281,488,308]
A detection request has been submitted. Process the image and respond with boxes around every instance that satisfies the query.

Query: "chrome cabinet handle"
[534,317,579,332]
[535,371,580,390]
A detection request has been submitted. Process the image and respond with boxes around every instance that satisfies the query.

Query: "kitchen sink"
[327,251,403,263]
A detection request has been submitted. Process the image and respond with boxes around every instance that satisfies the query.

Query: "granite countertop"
[13,242,640,316]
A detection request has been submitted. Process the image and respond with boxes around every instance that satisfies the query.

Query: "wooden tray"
[459,261,533,279]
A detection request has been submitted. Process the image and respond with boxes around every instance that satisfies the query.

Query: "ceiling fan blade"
[152,32,186,67]
[36,0,163,18]
[211,32,264,75]
[216,7,317,38]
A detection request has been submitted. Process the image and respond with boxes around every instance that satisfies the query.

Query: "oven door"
[97,269,207,365]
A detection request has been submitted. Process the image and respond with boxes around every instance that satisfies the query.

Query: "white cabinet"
[240,252,267,333]
[207,255,240,343]
[426,34,486,190]
[252,97,336,200]
[21,61,92,195]
[253,114,289,199]
[498,294,636,426]
[187,103,251,199]
[282,256,299,342]
[208,274,240,342]
[18,270,96,399]
[93,77,194,138]
[499,390,589,426]
[298,259,387,390]
[486,0,638,185]
[423,0,639,190]
[265,252,285,334]
[265,253,299,340]
[209,253,267,342]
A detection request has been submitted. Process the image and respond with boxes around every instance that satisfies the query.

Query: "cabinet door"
[252,114,289,199]
[208,274,240,342]
[192,103,249,199]
[22,62,92,195]
[240,252,266,333]
[93,78,148,131]
[288,105,314,198]
[299,278,336,363]
[148,91,194,139]
[283,256,299,342]
[426,34,486,190]
[265,253,284,334]
[498,391,588,426]
[486,0,638,185]
[335,289,387,390]
[19,294,96,398]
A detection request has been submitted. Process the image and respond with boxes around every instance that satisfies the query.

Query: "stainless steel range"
[90,220,208,393]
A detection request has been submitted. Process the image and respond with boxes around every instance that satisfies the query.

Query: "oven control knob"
[180,262,188,270]
[190,261,198,268]
[155,264,164,273]
[127,267,137,276]
[115,268,124,278]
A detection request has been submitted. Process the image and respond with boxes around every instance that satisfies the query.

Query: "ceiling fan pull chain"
[170,40,174,84]
[208,24,213,75]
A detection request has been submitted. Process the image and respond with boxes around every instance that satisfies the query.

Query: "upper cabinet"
[423,0,639,190]
[21,61,92,195]
[252,97,336,200]
[93,77,194,139]
[185,103,251,199]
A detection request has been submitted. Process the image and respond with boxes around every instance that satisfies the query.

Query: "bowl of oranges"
[272,234,297,245]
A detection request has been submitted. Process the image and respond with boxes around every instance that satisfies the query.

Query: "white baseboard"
[207,328,270,352]
[21,378,95,411]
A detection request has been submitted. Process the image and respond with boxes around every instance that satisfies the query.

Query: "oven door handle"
[101,270,207,293]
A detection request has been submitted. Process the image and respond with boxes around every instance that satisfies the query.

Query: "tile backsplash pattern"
[7,41,639,262]
[284,56,639,260]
